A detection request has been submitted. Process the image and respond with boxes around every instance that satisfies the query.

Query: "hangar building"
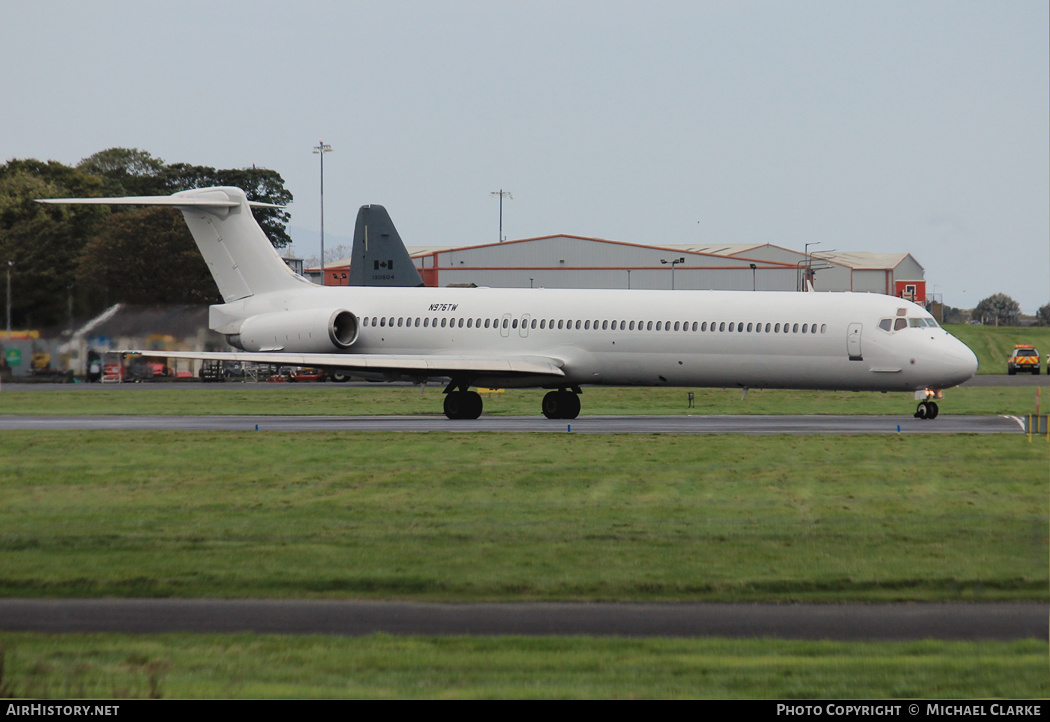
[312,235,927,301]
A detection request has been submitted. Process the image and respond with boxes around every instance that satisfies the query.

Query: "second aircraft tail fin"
[348,204,424,287]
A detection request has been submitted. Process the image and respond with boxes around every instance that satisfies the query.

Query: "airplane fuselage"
[213,285,977,393]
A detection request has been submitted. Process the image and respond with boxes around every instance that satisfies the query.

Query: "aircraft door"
[847,323,863,361]
[519,314,531,338]
[500,313,512,338]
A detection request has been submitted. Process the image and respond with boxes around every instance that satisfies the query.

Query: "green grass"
[2,370,1046,700]
[945,323,1050,375]
[0,383,1046,417]
[1,634,1046,699]
[1,431,1045,602]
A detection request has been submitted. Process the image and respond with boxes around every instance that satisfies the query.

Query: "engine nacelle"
[226,308,359,352]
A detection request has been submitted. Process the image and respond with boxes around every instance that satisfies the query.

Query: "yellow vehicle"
[1007,345,1040,375]
[31,352,50,371]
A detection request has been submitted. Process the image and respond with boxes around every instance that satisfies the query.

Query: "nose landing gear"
[914,388,943,420]
[914,399,939,420]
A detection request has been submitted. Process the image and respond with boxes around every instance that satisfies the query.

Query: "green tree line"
[0,148,292,328]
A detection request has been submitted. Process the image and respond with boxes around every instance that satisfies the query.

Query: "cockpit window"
[882,316,939,332]
[908,317,940,328]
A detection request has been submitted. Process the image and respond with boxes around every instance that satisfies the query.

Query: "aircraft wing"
[120,350,565,379]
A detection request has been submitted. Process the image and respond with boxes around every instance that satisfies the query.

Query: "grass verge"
[0,384,1046,417]
[945,324,1050,375]
[1,431,1045,602]
[0,634,1046,699]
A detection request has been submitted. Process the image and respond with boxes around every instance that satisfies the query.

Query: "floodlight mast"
[660,257,685,290]
[313,140,333,284]
[490,189,513,242]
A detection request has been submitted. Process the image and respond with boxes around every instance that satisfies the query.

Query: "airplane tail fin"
[348,204,424,287]
[39,187,309,302]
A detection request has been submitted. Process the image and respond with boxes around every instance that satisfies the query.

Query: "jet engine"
[226,308,359,352]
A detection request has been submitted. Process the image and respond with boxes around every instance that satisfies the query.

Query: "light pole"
[490,189,512,242]
[803,241,820,291]
[661,257,685,290]
[313,139,333,284]
[750,263,757,291]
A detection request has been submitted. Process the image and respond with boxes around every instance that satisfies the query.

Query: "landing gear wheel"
[329,372,351,382]
[562,392,581,419]
[463,391,483,419]
[444,390,483,420]
[914,400,939,420]
[541,391,560,419]
[542,391,581,419]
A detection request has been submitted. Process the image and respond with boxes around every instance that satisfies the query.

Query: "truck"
[1007,345,1041,375]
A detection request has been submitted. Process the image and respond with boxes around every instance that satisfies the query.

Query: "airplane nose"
[942,341,979,386]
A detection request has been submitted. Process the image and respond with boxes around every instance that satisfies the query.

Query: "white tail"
[39,186,310,302]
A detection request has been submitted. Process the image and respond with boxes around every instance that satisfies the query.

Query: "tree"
[77,148,167,196]
[77,149,294,247]
[941,305,968,324]
[1037,303,1050,327]
[0,149,295,327]
[972,293,1021,326]
[0,162,108,327]
[159,164,293,248]
[77,207,221,306]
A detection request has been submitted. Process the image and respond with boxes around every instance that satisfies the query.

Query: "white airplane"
[41,186,978,420]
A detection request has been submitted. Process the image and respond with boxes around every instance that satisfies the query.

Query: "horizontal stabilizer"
[39,195,238,208]
[38,191,283,210]
[37,186,305,302]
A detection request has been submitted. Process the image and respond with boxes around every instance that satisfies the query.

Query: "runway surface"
[0,600,1043,640]
[0,413,1027,434]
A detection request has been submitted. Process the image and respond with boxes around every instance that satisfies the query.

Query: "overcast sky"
[2,1,1046,311]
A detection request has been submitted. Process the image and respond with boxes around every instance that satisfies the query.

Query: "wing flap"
[121,350,565,378]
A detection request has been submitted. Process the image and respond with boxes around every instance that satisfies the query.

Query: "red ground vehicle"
[289,367,326,382]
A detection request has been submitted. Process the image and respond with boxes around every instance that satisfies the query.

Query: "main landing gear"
[443,389,483,420]
[542,389,581,420]
[442,381,583,420]
[914,399,939,420]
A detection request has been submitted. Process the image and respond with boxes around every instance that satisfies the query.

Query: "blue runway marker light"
[897,424,901,433]
[255,424,259,431]
[567,424,571,433]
